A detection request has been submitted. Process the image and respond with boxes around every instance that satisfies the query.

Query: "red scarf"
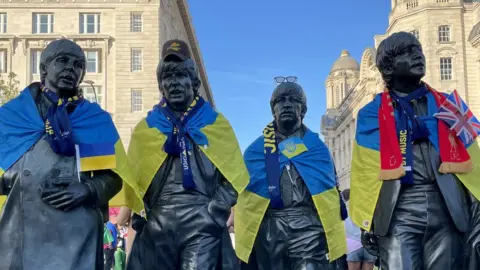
[378,84,472,180]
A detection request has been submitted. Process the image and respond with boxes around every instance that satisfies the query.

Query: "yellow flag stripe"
[80,155,116,172]
[234,191,270,262]
[125,119,168,214]
[350,141,382,231]
[456,139,480,200]
[200,113,249,193]
[312,188,347,262]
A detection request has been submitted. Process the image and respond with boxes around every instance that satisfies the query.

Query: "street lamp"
[83,80,97,103]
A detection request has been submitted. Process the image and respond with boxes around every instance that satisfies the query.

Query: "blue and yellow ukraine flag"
[235,129,347,263]
[124,98,249,215]
[0,87,134,209]
[350,94,480,231]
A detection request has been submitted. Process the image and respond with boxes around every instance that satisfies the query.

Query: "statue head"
[156,39,201,112]
[376,31,425,92]
[270,81,307,135]
[40,39,86,97]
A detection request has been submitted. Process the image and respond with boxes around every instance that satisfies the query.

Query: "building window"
[410,29,419,40]
[79,13,100,34]
[440,57,452,80]
[406,0,418,10]
[131,13,142,32]
[438,25,451,42]
[131,49,142,71]
[131,89,143,112]
[32,13,54,34]
[31,50,43,75]
[0,50,6,73]
[0,13,6,34]
[81,85,102,106]
[86,51,99,73]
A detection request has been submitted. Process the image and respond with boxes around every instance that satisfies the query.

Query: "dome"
[330,50,360,72]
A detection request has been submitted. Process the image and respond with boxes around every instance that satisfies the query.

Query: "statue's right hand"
[361,230,380,257]
[131,213,147,234]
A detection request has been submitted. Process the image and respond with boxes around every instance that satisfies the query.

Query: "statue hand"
[361,230,380,257]
[131,213,147,234]
[41,178,91,211]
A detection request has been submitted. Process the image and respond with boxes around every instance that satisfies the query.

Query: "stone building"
[321,0,480,190]
[0,0,214,146]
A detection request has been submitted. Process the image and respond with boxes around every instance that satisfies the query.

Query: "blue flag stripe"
[78,143,116,158]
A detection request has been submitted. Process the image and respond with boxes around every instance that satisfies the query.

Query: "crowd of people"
[103,208,129,270]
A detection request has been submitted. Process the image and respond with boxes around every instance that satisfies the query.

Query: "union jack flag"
[433,89,480,145]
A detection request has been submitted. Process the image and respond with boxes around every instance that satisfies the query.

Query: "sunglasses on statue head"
[274,76,298,84]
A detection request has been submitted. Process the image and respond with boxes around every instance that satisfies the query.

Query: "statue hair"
[270,82,308,119]
[376,31,420,89]
[39,39,86,84]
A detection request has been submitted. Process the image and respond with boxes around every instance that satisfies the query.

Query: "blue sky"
[188,0,391,150]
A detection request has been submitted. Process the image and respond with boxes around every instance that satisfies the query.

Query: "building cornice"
[177,0,215,107]
[16,34,112,55]
[388,5,463,33]
[0,0,153,5]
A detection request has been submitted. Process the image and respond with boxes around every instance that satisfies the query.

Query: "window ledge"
[0,34,15,39]
[439,41,456,45]
[440,79,458,83]
[69,34,112,40]
[19,34,63,39]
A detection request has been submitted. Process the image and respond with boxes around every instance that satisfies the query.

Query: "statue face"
[391,41,425,81]
[272,91,303,131]
[43,53,85,96]
[160,64,194,111]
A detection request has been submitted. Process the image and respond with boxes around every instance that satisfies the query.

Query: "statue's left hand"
[41,178,91,211]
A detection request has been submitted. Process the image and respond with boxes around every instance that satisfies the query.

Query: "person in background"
[105,213,118,270]
[114,227,127,270]
[342,189,376,270]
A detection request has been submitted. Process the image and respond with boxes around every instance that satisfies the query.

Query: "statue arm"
[208,175,238,227]
[0,174,4,195]
[0,174,5,196]
[82,169,123,208]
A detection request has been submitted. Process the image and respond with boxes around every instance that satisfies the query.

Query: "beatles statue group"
[0,31,480,270]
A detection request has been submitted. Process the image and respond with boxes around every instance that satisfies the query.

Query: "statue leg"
[126,208,178,270]
[378,231,423,270]
[178,204,232,270]
[377,190,426,270]
[253,215,289,270]
[288,213,329,270]
[422,192,464,270]
[180,232,221,270]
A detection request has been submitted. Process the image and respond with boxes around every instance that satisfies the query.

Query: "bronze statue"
[350,31,480,269]
[235,80,347,270]
[0,39,126,269]
[125,39,248,270]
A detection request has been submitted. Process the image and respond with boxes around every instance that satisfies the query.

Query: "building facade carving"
[322,0,480,190]
[0,0,213,146]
